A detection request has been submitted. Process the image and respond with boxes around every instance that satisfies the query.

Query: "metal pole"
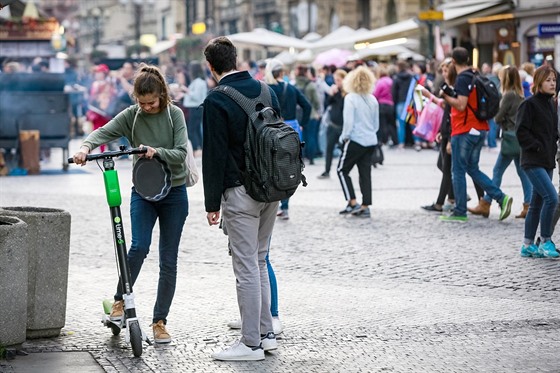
[428,0,434,59]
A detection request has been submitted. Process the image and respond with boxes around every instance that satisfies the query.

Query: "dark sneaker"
[499,194,513,220]
[317,172,330,179]
[339,204,360,215]
[439,213,468,223]
[351,207,371,218]
[421,203,442,212]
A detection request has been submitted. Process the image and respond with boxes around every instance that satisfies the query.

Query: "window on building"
[358,0,370,29]
[289,1,317,38]
[385,0,397,25]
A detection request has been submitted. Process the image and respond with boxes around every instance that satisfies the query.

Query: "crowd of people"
[4,35,558,361]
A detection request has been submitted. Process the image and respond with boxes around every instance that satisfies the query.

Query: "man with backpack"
[440,47,513,223]
[202,36,284,361]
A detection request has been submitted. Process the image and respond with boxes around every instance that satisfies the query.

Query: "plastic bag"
[185,139,199,187]
[412,101,444,142]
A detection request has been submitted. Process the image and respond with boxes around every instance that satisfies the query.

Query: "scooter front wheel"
[129,320,143,357]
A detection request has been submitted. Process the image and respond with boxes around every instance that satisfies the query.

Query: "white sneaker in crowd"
[226,319,241,329]
[211,340,265,361]
[260,332,278,351]
[227,317,284,335]
[272,317,283,335]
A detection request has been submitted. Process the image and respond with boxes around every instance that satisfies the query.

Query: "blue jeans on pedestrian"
[483,153,532,205]
[524,167,558,242]
[487,118,498,148]
[265,249,278,317]
[396,102,406,145]
[115,184,189,324]
[451,131,504,217]
[303,118,320,161]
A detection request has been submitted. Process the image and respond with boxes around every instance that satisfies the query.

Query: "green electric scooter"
[69,146,151,357]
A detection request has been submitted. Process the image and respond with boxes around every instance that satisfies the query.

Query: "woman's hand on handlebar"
[72,146,90,166]
[138,144,157,159]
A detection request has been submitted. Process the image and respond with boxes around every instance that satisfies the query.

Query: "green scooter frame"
[69,146,151,357]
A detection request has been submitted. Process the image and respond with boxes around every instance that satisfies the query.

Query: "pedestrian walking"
[202,36,282,361]
[469,66,532,219]
[264,59,311,220]
[337,66,379,218]
[517,64,559,258]
[72,63,190,344]
[440,47,513,222]
[318,69,347,179]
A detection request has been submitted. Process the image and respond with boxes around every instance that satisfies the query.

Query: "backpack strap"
[212,82,272,123]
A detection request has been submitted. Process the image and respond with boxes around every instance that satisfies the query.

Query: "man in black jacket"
[202,36,281,361]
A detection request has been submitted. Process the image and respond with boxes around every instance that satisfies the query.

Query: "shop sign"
[538,23,560,36]
[0,18,59,40]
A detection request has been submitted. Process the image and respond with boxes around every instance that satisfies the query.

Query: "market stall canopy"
[354,0,512,47]
[313,48,354,67]
[151,39,175,55]
[308,26,370,52]
[227,28,311,50]
[350,44,426,61]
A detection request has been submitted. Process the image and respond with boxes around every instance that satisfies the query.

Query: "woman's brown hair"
[133,63,173,110]
[499,65,523,97]
[531,65,557,95]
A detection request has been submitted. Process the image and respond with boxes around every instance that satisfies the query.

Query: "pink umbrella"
[313,48,354,67]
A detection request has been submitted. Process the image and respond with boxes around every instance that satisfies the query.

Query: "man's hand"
[207,211,220,226]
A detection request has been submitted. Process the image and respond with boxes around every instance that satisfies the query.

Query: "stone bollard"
[0,215,28,346]
[0,207,71,339]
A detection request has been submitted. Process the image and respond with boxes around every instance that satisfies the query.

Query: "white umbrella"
[227,28,311,50]
[350,45,425,61]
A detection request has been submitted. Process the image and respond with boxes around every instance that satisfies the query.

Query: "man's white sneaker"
[272,317,283,335]
[211,341,264,361]
[227,319,241,329]
[260,332,278,351]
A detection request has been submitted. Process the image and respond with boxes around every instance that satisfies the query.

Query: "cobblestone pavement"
[1,141,559,372]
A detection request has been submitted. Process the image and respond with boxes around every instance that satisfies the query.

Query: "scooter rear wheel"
[129,321,143,357]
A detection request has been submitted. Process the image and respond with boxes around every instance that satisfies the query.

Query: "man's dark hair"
[452,47,470,66]
[204,36,237,75]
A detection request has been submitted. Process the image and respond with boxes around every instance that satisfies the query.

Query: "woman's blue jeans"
[396,102,406,145]
[483,153,532,205]
[265,250,278,317]
[524,167,558,242]
[115,184,189,324]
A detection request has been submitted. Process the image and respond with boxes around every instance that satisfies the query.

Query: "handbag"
[500,130,520,157]
[371,144,384,167]
[132,106,199,187]
[185,139,199,187]
[412,101,444,142]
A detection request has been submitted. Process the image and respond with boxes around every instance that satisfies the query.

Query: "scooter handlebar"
[68,146,148,164]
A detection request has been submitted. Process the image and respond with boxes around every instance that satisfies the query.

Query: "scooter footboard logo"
[114,217,125,244]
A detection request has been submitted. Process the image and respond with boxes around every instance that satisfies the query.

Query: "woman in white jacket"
[337,66,379,218]
[183,61,208,153]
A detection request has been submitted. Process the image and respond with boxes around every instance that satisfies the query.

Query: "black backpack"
[213,82,307,203]
[467,70,500,121]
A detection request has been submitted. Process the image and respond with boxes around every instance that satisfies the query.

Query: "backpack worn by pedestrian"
[467,70,500,121]
[213,82,307,203]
